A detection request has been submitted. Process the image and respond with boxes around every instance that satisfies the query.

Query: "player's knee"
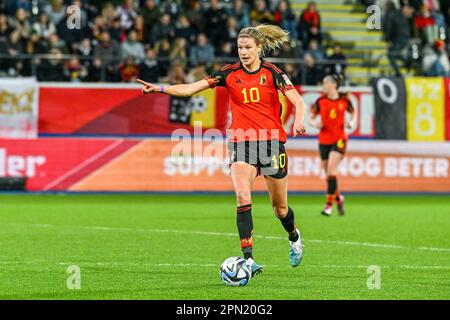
[235,190,251,206]
[272,204,288,218]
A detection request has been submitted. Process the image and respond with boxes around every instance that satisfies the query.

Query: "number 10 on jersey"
[242,87,260,103]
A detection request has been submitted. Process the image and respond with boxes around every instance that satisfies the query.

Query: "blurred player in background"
[310,74,357,216]
[137,24,307,276]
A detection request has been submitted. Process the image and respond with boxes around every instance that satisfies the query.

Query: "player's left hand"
[346,121,354,129]
[293,123,306,137]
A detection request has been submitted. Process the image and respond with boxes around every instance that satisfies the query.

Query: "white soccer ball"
[219,257,252,287]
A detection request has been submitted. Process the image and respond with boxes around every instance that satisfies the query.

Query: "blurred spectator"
[283,63,301,85]
[298,1,322,49]
[167,61,187,84]
[44,0,67,25]
[121,30,145,63]
[48,33,68,54]
[190,33,215,66]
[108,17,125,43]
[116,0,138,31]
[141,0,161,30]
[64,56,87,82]
[155,38,171,76]
[94,31,121,81]
[151,14,175,44]
[228,0,250,29]
[186,63,208,83]
[175,15,197,46]
[224,17,239,47]
[274,0,298,39]
[85,56,104,82]
[415,3,439,45]
[304,39,324,61]
[298,53,324,85]
[204,0,228,49]
[170,37,189,66]
[0,13,13,44]
[5,30,24,76]
[139,48,160,82]
[134,15,147,44]
[90,15,107,42]
[32,13,56,40]
[119,56,140,82]
[94,31,121,60]
[383,1,411,76]
[37,48,65,81]
[14,8,31,45]
[250,0,275,25]
[77,38,93,67]
[100,2,117,26]
[221,41,235,59]
[422,39,450,76]
[186,1,205,34]
[276,40,301,58]
[326,43,347,76]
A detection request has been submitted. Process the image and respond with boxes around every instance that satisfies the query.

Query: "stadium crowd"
[0,0,450,83]
[366,0,450,77]
[0,0,341,84]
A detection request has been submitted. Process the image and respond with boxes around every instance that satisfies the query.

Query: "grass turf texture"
[0,194,449,300]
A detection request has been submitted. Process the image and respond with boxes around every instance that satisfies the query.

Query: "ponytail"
[238,24,289,56]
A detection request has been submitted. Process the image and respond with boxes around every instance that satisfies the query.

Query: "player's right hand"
[137,79,159,94]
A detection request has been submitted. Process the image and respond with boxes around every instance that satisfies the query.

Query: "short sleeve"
[204,69,227,88]
[311,101,320,114]
[274,72,295,94]
[346,99,355,113]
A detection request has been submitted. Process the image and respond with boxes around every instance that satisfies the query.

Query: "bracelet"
[160,86,164,93]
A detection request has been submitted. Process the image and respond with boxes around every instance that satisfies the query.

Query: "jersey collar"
[241,58,263,75]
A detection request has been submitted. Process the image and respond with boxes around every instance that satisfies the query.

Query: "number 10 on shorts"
[272,153,286,169]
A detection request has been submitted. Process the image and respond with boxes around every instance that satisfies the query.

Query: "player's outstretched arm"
[137,79,210,97]
[285,89,307,137]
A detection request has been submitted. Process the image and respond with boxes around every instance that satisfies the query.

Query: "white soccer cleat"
[321,204,332,216]
[289,228,303,267]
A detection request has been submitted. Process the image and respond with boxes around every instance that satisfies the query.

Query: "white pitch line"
[0,261,448,270]
[2,222,450,253]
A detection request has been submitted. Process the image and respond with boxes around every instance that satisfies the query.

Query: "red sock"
[326,194,333,206]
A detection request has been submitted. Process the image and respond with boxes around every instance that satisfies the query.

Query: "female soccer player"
[137,25,307,276]
[309,74,357,216]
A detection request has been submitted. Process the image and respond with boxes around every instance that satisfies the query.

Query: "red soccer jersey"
[205,60,295,143]
[312,94,354,145]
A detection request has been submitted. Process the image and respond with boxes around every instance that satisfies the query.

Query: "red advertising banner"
[1,138,448,193]
[444,78,450,141]
[0,138,138,190]
[38,84,375,137]
[38,84,228,135]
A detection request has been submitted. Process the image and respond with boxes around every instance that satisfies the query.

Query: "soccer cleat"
[289,228,303,267]
[246,258,263,277]
[321,204,332,216]
[336,195,345,216]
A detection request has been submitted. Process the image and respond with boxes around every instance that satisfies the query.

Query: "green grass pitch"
[0,193,449,300]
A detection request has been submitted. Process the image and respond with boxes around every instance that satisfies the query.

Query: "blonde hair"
[238,24,289,56]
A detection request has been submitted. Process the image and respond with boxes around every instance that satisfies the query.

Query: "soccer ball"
[219,257,252,287]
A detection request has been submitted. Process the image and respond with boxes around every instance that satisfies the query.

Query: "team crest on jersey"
[260,74,267,85]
